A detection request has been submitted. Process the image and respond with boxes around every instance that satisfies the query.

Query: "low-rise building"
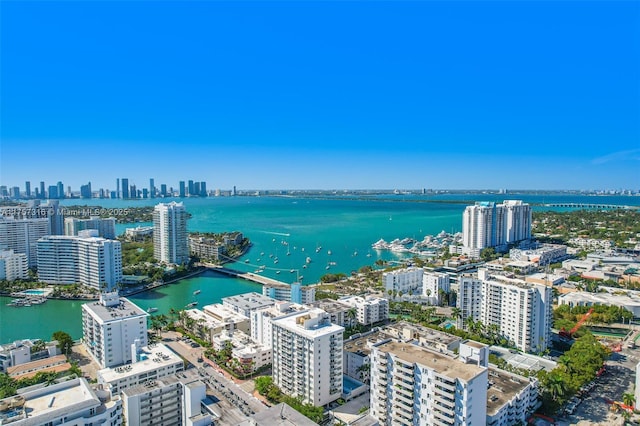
[0,378,122,426]
[308,298,352,327]
[186,304,251,339]
[384,321,461,354]
[124,226,153,241]
[422,271,450,305]
[0,339,61,373]
[509,243,568,266]
[188,235,226,261]
[343,330,389,382]
[558,291,640,317]
[262,282,316,304]
[382,267,423,295]
[6,354,71,380]
[211,330,272,372]
[339,295,389,325]
[222,292,276,317]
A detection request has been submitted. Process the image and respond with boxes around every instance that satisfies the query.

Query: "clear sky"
[1,0,639,191]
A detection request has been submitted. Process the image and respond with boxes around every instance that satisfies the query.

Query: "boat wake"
[260,231,291,237]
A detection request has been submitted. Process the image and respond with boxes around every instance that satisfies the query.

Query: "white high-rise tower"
[153,202,189,265]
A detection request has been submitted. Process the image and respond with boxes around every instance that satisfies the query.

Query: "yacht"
[186,302,198,308]
[147,307,158,313]
[306,257,312,264]
[193,290,201,295]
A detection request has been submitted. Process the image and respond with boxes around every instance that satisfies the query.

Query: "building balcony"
[433,394,455,408]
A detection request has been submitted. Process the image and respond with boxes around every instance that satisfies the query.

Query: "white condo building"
[122,374,211,426]
[370,340,488,426]
[97,343,184,394]
[153,202,189,265]
[0,217,49,267]
[382,267,424,295]
[0,377,122,426]
[0,250,28,281]
[423,272,450,305]
[263,282,316,304]
[65,216,117,239]
[272,309,344,407]
[462,200,531,256]
[251,302,307,349]
[82,292,149,368]
[339,295,389,325]
[37,231,122,290]
[458,270,552,353]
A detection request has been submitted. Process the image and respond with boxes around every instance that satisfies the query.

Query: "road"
[160,332,267,424]
[556,346,639,426]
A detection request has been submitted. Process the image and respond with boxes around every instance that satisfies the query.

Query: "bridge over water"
[201,263,295,288]
[538,203,639,210]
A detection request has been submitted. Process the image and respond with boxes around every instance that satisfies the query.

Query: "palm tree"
[425,289,432,305]
[356,363,371,384]
[451,307,462,320]
[346,308,357,328]
[546,373,566,402]
[623,392,635,408]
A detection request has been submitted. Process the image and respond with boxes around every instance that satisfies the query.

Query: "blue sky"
[1,1,639,191]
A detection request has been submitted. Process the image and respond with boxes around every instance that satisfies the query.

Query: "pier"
[537,203,639,210]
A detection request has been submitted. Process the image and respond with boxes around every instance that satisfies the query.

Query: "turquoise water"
[1,194,637,344]
[343,375,364,393]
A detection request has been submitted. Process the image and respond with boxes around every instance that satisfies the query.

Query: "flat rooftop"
[222,292,276,311]
[385,321,460,347]
[486,368,532,415]
[272,309,344,338]
[376,341,485,382]
[0,378,102,425]
[308,298,350,314]
[239,402,318,426]
[98,343,182,383]
[344,331,391,356]
[82,297,147,323]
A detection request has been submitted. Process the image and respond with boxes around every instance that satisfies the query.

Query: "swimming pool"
[21,290,46,295]
[343,375,364,394]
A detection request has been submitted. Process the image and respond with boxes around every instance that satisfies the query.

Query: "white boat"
[306,257,312,264]
[245,259,250,263]
[147,307,158,313]
[276,271,281,274]
[327,250,332,255]
[325,265,330,270]
[186,302,198,308]
[353,251,358,256]
[193,290,201,295]
[290,269,295,273]
[302,265,307,269]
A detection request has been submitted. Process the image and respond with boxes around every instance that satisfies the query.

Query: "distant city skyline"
[1,1,638,190]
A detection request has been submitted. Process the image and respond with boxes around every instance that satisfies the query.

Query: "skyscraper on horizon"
[121,178,129,199]
[39,181,45,199]
[149,178,155,198]
[153,202,189,265]
[179,181,186,198]
[25,181,31,198]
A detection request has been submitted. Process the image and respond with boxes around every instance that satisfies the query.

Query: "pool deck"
[11,288,54,297]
